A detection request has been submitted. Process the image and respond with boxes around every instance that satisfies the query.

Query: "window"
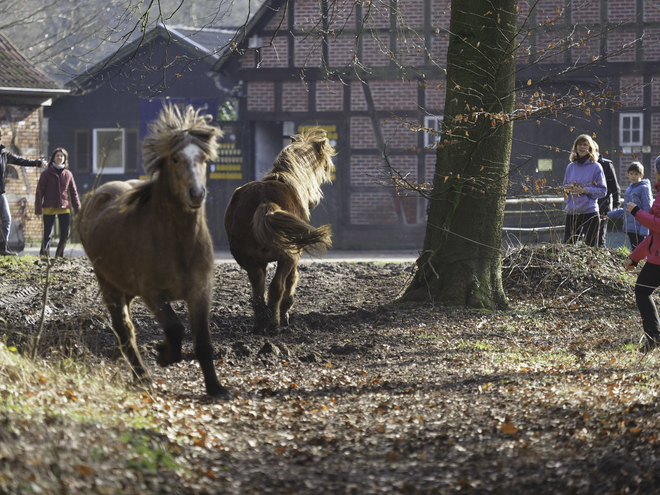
[424,115,443,148]
[620,113,643,146]
[93,128,125,174]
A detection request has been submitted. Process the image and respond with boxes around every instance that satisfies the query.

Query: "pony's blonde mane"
[142,104,222,176]
[262,127,336,212]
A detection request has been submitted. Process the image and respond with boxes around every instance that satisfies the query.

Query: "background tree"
[1,0,259,83]
[399,0,517,309]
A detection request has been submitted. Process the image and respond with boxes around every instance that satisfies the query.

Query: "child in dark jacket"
[607,162,653,250]
[626,156,660,353]
[35,148,81,258]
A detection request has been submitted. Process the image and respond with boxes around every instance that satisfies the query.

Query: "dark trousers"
[628,233,646,251]
[635,261,660,342]
[598,215,608,247]
[41,213,71,258]
[564,213,600,247]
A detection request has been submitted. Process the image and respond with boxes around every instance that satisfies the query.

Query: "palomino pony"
[78,105,228,398]
[224,127,336,333]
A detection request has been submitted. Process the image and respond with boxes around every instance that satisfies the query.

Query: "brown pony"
[77,105,228,398]
[224,127,336,333]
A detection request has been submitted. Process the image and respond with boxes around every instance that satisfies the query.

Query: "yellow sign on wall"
[210,127,243,180]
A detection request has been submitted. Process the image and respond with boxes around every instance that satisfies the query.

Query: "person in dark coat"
[594,140,621,247]
[35,148,81,258]
[0,130,47,255]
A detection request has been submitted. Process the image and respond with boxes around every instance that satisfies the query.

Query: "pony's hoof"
[207,382,231,399]
[156,342,182,367]
[252,323,272,335]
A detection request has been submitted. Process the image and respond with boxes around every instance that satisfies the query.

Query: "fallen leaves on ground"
[0,246,659,493]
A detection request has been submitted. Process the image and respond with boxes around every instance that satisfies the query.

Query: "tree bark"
[400,0,517,309]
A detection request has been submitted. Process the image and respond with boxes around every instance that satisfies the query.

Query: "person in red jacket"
[35,148,81,258]
[626,156,660,353]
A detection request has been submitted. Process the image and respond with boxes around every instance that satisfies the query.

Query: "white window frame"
[93,128,125,174]
[424,115,443,148]
[619,112,643,147]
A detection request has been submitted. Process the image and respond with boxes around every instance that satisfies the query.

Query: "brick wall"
[619,75,644,106]
[316,80,343,112]
[327,35,356,67]
[351,155,382,186]
[425,80,445,111]
[350,117,377,149]
[350,192,398,224]
[645,3,660,22]
[1,105,44,244]
[327,0,357,27]
[396,33,425,67]
[430,0,451,27]
[362,36,391,67]
[294,0,321,30]
[571,29,601,63]
[363,0,390,30]
[351,82,369,111]
[536,31,566,63]
[608,0,637,23]
[397,0,424,29]
[572,0,600,24]
[425,154,437,184]
[282,80,309,111]
[370,80,418,111]
[430,32,449,65]
[652,76,660,107]
[294,38,322,67]
[535,0,566,21]
[387,155,418,182]
[608,29,637,62]
[248,81,275,112]
[240,51,257,69]
[380,118,418,149]
[643,30,660,60]
[261,36,289,68]
[651,114,660,145]
[617,154,638,189]
[265,7,288,31]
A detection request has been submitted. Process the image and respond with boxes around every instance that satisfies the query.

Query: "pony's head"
[142,104,222,210]
[267,127,337,210]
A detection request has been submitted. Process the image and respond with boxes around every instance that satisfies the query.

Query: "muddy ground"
[1,246,660,494]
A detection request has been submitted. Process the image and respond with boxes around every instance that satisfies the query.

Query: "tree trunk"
[400,0,517,309]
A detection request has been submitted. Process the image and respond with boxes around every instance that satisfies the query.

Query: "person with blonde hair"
[562,134,607,247]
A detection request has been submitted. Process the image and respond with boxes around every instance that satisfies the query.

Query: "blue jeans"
[0,193,10,243]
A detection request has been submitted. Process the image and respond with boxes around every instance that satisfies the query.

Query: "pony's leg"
[142,295,185,367]
[188,296,229,398]
[279,263,299,326]
[101,286,149,382]
[267,257,296,330]
[245,261,270,333]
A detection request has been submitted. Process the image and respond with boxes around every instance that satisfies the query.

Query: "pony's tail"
[252,203,332,257]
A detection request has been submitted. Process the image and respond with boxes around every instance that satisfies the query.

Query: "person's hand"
[572,185,587,195]
[41,160,48,168]
[626,202,637,213]
[626,260,636,271]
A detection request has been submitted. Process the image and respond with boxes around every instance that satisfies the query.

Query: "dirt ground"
[2,246,660,494]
